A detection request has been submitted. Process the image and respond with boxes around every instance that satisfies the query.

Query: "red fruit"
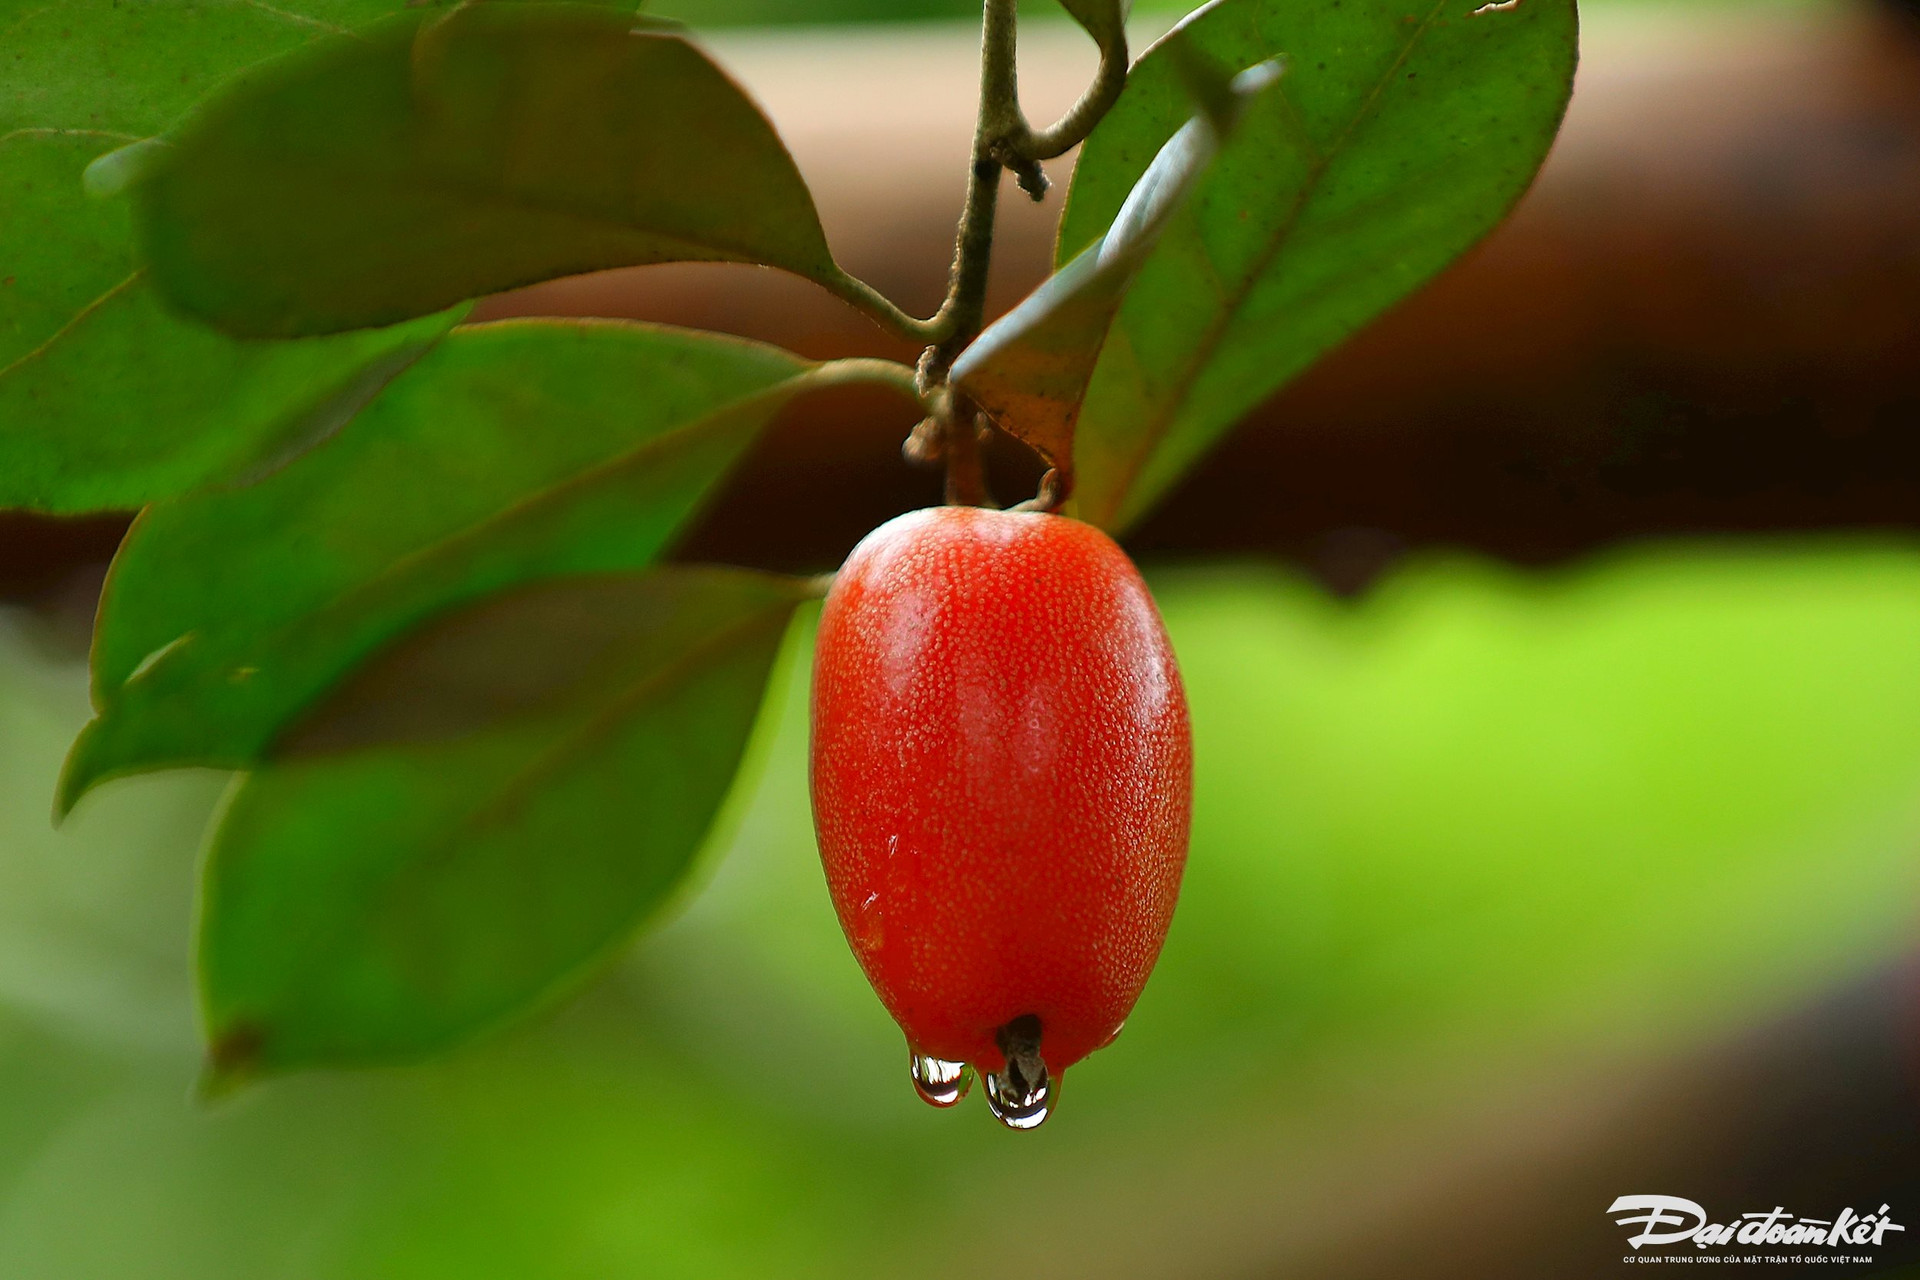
[809,506,1192,1127]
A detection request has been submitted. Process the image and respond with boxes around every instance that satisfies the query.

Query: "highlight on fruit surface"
[809,506,1194,1129]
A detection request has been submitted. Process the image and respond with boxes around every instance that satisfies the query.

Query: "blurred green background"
[5,536,1920,1277]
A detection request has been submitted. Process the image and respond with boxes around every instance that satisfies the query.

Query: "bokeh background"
[7,0,1920,1275]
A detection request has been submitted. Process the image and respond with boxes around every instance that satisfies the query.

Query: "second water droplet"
[910,1053,974,1107]
[984,1063,1053,1130]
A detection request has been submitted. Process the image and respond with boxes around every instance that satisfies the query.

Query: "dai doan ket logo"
[1610,1196,1906,1251]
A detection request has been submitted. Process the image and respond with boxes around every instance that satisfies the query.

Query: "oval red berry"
[809,506,1192,1124]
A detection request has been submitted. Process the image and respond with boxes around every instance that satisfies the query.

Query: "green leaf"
[0,280,460,514]
[0,0,471,512]
[1055,0,1579,531]
[132,3,843,338]
[61,319,818,813]
[199,566,814,1080]
[951,58,1278,484]
[1,129,135,378]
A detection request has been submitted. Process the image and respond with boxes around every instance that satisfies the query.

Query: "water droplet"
[910,1053,974,1107]
[983,1061,1053,1130]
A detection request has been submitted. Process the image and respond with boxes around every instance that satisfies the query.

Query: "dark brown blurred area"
[1296,963,1920,1278]
[6,1,1920,607]
[525,1,1920,588]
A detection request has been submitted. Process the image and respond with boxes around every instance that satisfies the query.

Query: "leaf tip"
[52,723,106,826]
[81,138,167,200]
[198,1022,269,1102]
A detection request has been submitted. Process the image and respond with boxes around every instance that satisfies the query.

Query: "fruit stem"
[896,0,1130,508]
[944,403,993,507]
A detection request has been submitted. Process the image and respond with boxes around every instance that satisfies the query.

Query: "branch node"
[997,143,1050,200]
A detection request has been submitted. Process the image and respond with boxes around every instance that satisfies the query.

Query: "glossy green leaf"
[951,58,1276,483]
[61,319,820,813]
[132,3,842,338]
[0,0,472,512]
[1055,0,1579,531]
[0,282,460,514]
[1,0,408,368]
[199,566,814,1079]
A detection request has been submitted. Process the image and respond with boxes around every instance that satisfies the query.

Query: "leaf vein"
[235,0,360,38]
[449,599,792,847]
[0,126,143,147]
[0,270,142,383]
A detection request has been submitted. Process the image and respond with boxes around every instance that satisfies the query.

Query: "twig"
[897,0,1131,506]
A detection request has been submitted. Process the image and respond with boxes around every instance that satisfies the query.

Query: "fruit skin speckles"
[809,506,1192,1093]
